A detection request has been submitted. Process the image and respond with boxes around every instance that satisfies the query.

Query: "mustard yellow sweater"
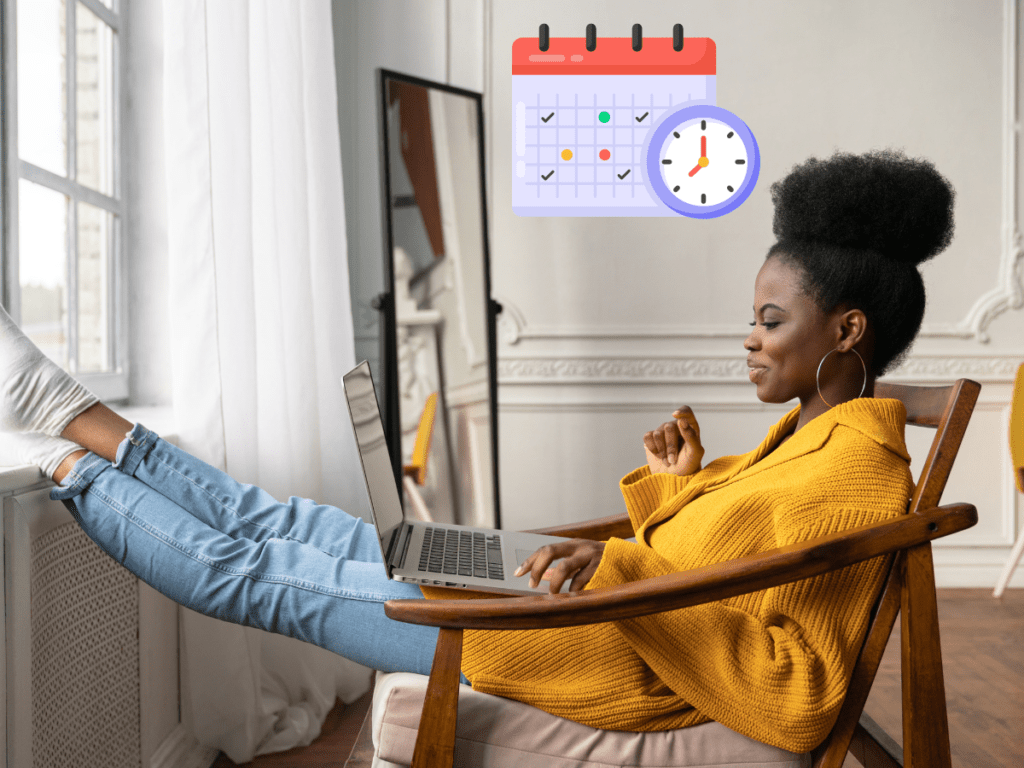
[424,398,913,752]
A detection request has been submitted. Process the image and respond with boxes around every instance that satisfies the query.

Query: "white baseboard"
[149,725,219,768]
[935,565,1024,589]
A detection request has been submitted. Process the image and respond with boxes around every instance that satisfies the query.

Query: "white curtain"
[162,1,371,761]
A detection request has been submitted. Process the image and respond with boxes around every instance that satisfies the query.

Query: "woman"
[0,149,953,753]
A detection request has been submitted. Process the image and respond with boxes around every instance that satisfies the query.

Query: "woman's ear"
[835,308,868,352]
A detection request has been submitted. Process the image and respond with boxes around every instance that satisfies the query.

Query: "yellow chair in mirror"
[994,363,1024,597]
[402,392,438,523]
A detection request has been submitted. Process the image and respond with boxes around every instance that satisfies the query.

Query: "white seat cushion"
[371,672,811,768]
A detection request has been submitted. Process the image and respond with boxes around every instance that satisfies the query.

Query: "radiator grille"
[30,521,141,768]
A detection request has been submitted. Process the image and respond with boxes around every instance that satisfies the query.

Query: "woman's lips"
[748,365,766,383]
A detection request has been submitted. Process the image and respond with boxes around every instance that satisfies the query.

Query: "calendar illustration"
[512,28,760,218]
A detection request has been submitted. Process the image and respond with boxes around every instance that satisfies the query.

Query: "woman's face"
[744,256,840,405]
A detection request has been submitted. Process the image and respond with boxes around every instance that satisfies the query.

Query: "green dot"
[599,111,611,123]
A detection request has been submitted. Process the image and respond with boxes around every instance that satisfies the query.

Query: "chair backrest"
[874,380,981,511]
[1010,364,1024,492]
[404,392,438,486]
[813,379,981,768]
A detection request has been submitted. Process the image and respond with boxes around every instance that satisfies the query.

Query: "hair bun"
[770,149,955,266]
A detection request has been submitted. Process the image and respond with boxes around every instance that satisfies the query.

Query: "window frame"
[1,0,127,402]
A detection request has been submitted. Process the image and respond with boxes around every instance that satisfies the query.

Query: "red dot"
[599,149,611,161]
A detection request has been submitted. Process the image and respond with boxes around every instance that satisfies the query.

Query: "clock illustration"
[643,104,760,218]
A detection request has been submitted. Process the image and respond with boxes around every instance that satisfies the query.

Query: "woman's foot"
[0,306,98,436]
[0,431,85,481]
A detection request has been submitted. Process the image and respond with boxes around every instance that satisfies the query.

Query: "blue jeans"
[51,423,458,679]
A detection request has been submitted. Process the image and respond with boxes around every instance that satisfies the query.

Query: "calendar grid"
[512,73,717,215]
[522,94,687,198]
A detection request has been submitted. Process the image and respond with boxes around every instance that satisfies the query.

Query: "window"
[2,0,126,400]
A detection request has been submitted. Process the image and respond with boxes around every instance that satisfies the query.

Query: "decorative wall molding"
[887,355,1023,380]
[498,354,1023,384]
[499,356,748,382]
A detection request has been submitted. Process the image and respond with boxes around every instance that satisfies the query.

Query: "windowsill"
[0,405,178,496]
[0,465,50,495]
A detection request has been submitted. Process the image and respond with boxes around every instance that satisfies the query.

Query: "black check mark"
[635,112,649,123]
[541,170,555,180]
[617,169,631,179]
[541,112,555,123]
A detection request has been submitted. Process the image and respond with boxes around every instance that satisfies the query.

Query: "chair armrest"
[385,502,976,630]
[524,512,634,540]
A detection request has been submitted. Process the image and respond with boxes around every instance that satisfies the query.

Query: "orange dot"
[599,149,611,161]
[561,149,573,161]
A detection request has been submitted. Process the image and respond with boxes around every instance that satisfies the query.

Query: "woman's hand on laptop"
[644,405,704,476]
[514,539,606,594]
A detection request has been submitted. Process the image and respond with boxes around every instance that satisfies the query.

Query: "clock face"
[660,118,750,207]
[643,105,760,218]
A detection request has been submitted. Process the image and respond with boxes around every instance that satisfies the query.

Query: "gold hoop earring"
[816,348,867,408]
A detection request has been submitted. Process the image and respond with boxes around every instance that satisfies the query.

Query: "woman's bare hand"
[643,405,704,476]
[514,539,606,594]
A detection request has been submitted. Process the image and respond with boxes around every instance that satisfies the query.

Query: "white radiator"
[4,487,141,768]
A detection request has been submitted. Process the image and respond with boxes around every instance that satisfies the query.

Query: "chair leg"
[993,525,1024,598]
[901,543,952,768]
[410,627,464,768]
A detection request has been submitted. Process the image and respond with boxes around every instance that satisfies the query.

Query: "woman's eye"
[748,321,780,329]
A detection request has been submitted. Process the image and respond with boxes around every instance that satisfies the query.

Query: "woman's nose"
[744,330,759,351]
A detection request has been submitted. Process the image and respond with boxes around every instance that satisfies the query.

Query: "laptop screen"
[343,361,404,565]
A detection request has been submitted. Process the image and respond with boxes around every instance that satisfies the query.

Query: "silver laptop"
[343,361,570,596]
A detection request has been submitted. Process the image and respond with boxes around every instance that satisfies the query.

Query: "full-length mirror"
[376,69,500,529]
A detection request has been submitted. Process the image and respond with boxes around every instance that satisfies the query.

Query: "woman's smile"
[746,360,767,384]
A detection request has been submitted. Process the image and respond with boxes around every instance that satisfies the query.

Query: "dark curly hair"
[767,149,955,375]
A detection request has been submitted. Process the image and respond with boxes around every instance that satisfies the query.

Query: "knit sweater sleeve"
[619,465,695,532]
[587,486,907,751]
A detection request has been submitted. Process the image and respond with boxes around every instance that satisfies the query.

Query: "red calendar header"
[512,37,715,76]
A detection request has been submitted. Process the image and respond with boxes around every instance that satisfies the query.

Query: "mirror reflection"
[380,72,499,529]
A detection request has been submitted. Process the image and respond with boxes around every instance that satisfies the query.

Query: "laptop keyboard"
[417,528,505,580]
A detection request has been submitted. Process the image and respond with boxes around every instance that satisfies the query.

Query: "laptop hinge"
[389,524,414,570]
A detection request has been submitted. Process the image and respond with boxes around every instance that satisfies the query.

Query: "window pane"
[77,202,112,373]
[19,180,69,369]
[76,3,115,195]
[18,0,68,176]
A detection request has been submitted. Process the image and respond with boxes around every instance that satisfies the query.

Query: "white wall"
[335,0,1024,587]
[124,0,173,407]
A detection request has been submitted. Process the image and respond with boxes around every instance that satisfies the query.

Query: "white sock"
[0,432,84,480]
[0,305,98,436]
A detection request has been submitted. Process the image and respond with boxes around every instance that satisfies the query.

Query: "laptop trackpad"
[515,549,536,567]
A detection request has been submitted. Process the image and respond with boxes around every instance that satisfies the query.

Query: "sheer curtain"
[162,1,371,761]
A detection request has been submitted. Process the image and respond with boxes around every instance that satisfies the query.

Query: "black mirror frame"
[375,67,501,529]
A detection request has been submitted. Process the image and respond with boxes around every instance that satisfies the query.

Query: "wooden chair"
[993,363,1024,597]
[382,380,981,768]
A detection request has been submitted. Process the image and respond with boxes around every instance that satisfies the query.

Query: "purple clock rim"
[643,104,760,218]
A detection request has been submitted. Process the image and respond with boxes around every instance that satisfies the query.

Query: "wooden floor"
[842,588,1024,768]
[209,589,1023,767]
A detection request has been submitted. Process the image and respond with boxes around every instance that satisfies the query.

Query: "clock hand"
[689,162,703,177]
[701,135,706,158]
